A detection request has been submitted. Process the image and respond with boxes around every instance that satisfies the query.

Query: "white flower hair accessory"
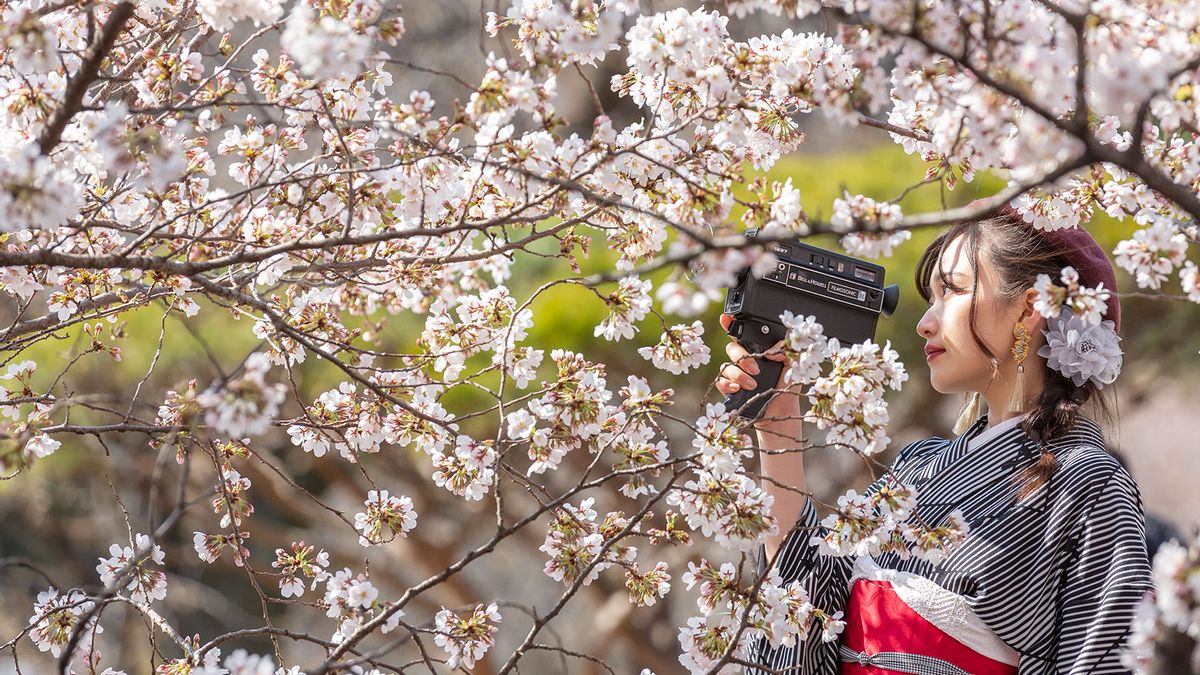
[1037,310,1123,389]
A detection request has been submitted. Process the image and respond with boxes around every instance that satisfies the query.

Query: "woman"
[715,206,1153,674]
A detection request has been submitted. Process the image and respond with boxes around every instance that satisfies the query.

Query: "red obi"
[839,558,1019,675]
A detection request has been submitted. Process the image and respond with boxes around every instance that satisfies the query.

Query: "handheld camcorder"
[722,231,901,420]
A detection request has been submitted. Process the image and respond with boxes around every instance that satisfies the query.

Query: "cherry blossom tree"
[1,0,1198,673]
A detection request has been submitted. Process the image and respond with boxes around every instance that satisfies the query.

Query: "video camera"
[722,231,901,420]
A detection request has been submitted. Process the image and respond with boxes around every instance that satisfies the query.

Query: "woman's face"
[916,234,1035,395]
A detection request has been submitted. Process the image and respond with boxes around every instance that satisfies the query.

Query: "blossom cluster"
[594,276,654,341]
[786,322,907,457]
[211,467,254,529]
[28,587,102,659]
[1124,534,1200,672]
[1113,218,1191,291]
[193,441,260,568]
[676,559,844,673]
[193,531,250,567]
[584,375,677,499]
[506,350,614,475]
[487,0,635,67]
[779,311,829,386]
[271,540,332,599]
[831,194,902,232]
[1033,265,1113,326]
[617,8,858,170]
[607,420,671,499]
[433,602,502,670]
[691,402,753,476]
[809,480,969,566]
[431,435,497,501]
[420,287,535,383]
[637,320,711,375]
[539,497,637,586]
[95,533,168,604]
[353,489,418,547]
[323,567,403,643]
[667,467,779,552]
[0,359,57,474]
[625,560,673,607]
[286,381,383,463]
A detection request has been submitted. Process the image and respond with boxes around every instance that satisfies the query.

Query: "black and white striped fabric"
[748,414,1153,674]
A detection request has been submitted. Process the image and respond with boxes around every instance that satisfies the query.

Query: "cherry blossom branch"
[1,286,178,344]
[0,557,60,588]
[112,594,191,653]
[856,113,931,142]
[3,3,1196,672]
[37,2,135,154]
[308,454,698,673]
[852,5,1200,219]
[572,156,1087,287]
[56,449,192,672]
[495,474,682,675]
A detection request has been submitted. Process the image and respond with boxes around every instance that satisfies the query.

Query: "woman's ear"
[1022,288,1039,315]
[1021,288,1046,333]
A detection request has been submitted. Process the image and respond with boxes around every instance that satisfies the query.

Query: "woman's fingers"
[719,314,765,373]
[720,361,758,390]
[718,312,734,332]
[724,340,759,375]
[715,315,790,393]
[725,337,789,365]
[714,376,737,396]
[715,364,738,395]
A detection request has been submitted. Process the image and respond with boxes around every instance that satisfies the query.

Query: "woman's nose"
[916,307,937,339]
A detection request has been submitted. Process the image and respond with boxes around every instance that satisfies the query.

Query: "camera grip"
[722,343,785,421]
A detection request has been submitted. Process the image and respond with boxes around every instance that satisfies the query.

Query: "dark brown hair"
[914,217,1116,498]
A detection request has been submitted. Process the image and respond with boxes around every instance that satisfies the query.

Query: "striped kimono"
[749,413,1153,674]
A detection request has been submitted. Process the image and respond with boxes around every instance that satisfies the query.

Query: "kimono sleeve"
[754,436,937,582]
[747,496,851,675]
[747,439,937,675]
[1055,466,1154,674]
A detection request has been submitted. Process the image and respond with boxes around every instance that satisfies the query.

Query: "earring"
[1009,320,1030,412]
[953,392,982,435]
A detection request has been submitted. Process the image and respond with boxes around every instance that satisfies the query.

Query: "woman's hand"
[714,313,804,438]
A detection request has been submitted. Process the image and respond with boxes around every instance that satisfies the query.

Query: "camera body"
[723,232,901,419]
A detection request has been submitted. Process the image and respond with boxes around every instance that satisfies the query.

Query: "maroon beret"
[966,198,1121,333]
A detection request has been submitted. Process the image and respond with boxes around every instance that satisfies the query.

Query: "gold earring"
[1009,321,1030,412]
[953,392,982,435]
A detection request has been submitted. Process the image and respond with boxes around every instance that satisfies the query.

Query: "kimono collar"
[918,412,1107,493]
[966,413,1029,452]
[960,412,1105,454]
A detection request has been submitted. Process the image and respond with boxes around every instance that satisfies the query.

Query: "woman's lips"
[925,348,946,362]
